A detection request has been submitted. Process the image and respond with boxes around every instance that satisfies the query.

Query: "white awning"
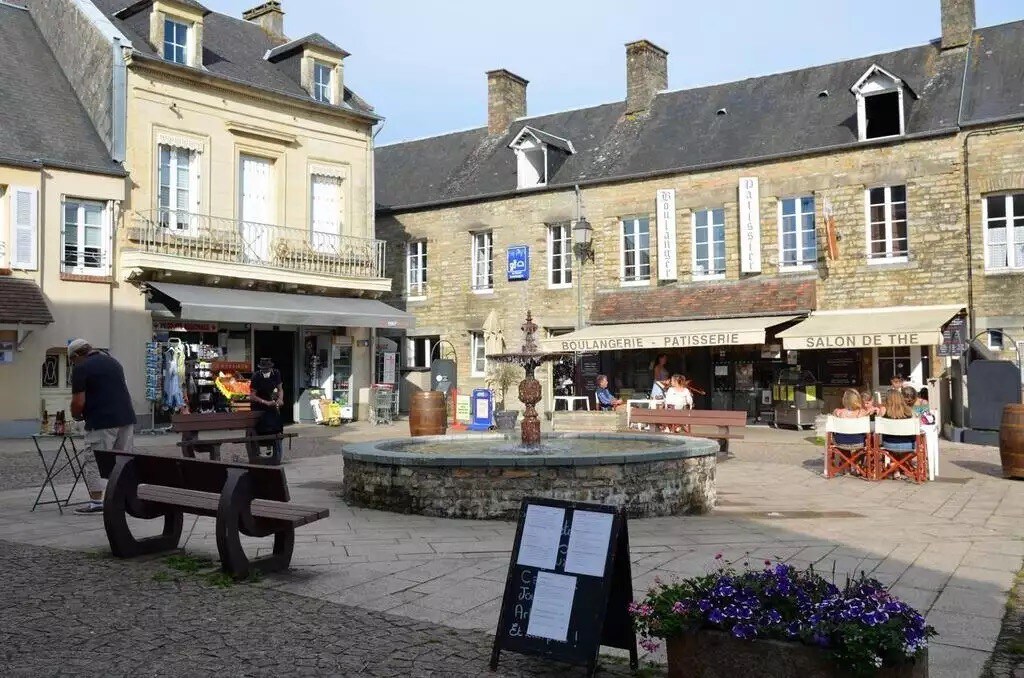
[537,315,800,353]
[776,305,963,350]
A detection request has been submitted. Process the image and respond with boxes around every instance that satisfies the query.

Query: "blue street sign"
[507,245,530,281]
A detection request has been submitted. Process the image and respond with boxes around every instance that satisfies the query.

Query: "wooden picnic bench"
[94,448,328,578]
[628,409,747,452]
[171,411,296,466]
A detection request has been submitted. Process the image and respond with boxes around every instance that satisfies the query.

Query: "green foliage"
[164,554,214,573]
[487,363,523,409]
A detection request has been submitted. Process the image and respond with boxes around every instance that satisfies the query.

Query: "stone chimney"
[625,39,668,115]
[487,69,528,136]
[940,0,975,49]
[243,1,285,39]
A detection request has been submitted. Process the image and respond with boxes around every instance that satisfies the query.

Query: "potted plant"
[487,363,522,430]
[631,556,934,677]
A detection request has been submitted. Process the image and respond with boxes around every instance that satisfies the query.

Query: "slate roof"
[266,33,349,60]
[0,278,54,325]
[590,277,816,325]
[0,4,122,175]
[376,20,1024,211]
[89,0,375,118]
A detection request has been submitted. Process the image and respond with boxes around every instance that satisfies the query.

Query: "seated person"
[860,390,880,416]
[905,385,930,417]
[595,375,624,411]
[880,389,917,452]
[832,388,869,448]
[664,375,694,410]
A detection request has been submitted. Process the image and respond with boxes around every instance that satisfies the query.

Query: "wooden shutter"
[11,187,38,269]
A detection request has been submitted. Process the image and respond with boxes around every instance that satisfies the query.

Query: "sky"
[210,0,1023,145]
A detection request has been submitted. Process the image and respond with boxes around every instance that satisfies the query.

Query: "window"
[407,240,428,298]
[984,194,1024,271]
[866,186,908,262]
[158,144,198,231]
[310,174,342,253]
[988,329,1005,351]
[548,223,572,287]
[406,336,438,369]
[779,197,817,269]
[692,208,726,278]
[470,331,486,377]
[878,346,912,386]
[163,19,189,65]
[313,62,333,103]
[62,199,109,275]
[864,92,901,139]
[620,217,651,284]
[471,231,493,291]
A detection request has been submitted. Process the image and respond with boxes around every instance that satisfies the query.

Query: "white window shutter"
[11,187,38,270]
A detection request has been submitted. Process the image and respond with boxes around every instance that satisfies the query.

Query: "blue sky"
[213,0,1022,144]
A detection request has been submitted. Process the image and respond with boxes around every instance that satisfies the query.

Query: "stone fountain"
[484,310,564,449]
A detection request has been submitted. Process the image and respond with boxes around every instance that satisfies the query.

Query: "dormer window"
[851,65,907,141]
[313,61,333,103]
[163,18,190,64]
[508,126,574,190]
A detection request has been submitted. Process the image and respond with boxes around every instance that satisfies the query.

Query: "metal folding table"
[31,433,87,514]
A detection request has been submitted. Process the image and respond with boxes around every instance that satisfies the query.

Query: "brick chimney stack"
[486,69,528,136]
[243,1,285,39]
[940,0,975,49]
[625,39,668,115]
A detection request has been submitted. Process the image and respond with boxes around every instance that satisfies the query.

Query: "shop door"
[254,330,295,424]
[240,154,273,262]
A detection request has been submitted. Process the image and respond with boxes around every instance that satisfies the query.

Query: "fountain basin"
[341,433,718,520]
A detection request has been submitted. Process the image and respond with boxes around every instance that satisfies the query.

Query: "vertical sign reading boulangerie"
[738,177,762,273]
[656,189,677,281]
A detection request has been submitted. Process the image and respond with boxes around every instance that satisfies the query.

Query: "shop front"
[776,305,964,410]
[145,282,413,425]
[538,314,802,420]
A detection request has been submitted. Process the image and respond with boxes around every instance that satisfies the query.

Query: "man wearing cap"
[251,357,285,460]
[68,339,136,514]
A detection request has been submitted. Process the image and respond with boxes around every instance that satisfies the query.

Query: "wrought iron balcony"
[125,210,387,281]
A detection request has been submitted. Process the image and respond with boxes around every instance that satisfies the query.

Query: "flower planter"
[494,410,519,431]
[667,632,927,678]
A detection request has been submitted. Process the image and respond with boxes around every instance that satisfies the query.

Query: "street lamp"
[573,217,593,330]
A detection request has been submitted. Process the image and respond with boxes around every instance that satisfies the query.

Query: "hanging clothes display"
[163,339,186,412]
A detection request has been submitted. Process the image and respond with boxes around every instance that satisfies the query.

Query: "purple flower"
[785,622,802,637]
[708,609,725,624]
[732,623,757,640]
[698,598,712,612]
[812,633,831,647]
[671,601,688,615]
[639,638,660,653]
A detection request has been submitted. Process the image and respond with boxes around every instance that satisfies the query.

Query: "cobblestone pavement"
[0,540,641,677]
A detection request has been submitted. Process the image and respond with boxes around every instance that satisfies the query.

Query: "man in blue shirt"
[595,374,623,411]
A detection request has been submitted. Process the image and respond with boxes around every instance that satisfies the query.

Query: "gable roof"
[510,126,575,154]
[266,33,349,60]
[0,3,122,176]
[89,0,375,119]
[376,20,1024,212]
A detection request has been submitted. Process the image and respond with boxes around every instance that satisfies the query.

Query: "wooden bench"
[171,411,295,465]
[628,409,747,452]
[94,449,327,578]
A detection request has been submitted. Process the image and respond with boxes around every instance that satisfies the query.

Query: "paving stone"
[932,585,1009,619]
[927,643,991,678]
[928,612,1004,652]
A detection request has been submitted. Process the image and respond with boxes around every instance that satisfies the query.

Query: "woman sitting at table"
[860,390,880,416]
[880,389,917,453]
[664,375,695,410]
[832,388,870,449]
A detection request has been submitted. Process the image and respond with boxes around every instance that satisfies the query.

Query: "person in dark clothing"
[250,357,284,458]
[68,338,136,514]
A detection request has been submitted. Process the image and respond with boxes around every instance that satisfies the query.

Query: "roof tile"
[0,278,54,325]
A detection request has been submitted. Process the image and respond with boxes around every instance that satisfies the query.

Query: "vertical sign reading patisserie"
[738,177,762,273]
[656,189,677,281]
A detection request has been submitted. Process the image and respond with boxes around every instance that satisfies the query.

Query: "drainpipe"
[111,37,128,163]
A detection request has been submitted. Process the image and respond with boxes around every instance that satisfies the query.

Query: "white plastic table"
[553,396,590,412]
[626,399,663,429]
[922,423,939,481]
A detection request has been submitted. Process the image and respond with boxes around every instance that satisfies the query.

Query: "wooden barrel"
[999,404,1024,479]
[409,390,447,437]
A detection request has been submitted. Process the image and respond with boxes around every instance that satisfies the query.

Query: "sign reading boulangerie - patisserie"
[738,177,762,273]
[656,189,677,281]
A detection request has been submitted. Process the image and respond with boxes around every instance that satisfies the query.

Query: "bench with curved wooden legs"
[93,449,327,578]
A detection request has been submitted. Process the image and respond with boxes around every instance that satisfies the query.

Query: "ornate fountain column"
[517,312,543,448]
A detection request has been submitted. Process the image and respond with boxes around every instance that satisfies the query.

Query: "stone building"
[376,0,1024,416]
[8,0,409,432]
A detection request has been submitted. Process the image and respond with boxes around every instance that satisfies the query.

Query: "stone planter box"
[667,632,927,678]
[494,410,519,431]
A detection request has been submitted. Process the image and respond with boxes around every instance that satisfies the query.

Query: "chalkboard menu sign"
[939,314,968,357]
[490,498,637,677]
[580,354,601,393]
[820,349,861,387]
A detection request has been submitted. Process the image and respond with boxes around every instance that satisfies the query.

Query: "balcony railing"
[126,209,387,280]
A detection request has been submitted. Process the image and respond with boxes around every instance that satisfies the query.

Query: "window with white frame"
[471,231,493,291]
[692,208,726,278]
[406,335,439,369]
[470,331,487,376]
[548,222,572,287]
[866,185,908,261]
[984,193,1024,271]
[620,217,651,283]
[158,144,199,230]
[407,240,428,297]
[310,174,342,253]
[163,18,190,65]
[852,65,905,141]
[988,329,1005,351]
[877,346,912,386]
[779,196,817,268]
[62,199,109,275]
[313,62,333,103]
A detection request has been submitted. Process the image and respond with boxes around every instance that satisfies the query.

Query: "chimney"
[486,69,528,136]
[243,1,285,39]
[940,0,975,49]
[625,39,668,115]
